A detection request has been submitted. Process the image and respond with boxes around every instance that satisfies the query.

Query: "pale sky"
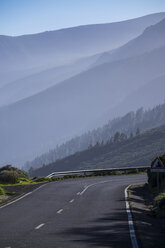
[1,0,165,36]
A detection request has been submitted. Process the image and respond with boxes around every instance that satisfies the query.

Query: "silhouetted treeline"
[25,102,165,171]
[30,123,165,177]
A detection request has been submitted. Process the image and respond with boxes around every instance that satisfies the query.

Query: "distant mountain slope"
[24,102,165,171]
[104,74,165,121]
[0,54,99,106]
[2,14,165,106]
[1,12,165,84]
[1,14,165,167]
[30,124,165,176]
[95,17,165,66]
[0,42,165,167]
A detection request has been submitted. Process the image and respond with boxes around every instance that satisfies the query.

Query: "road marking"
[79,180,109,195]
[125,185,139,248]
[69,199,74,203]
[78,176,146,196]
[57,209,63,214]
[0,192,32,210]
[0,184,47,210]
[35,223,45,230]
[77,192,80,195]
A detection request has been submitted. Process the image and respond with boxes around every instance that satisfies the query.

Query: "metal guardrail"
[47,166,149,178]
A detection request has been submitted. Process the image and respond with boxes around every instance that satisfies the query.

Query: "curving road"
[0,174,146,248]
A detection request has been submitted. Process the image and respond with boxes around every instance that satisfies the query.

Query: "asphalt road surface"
[0,174,147,248]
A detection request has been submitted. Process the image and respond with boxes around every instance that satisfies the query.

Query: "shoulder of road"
[129,184,165,248]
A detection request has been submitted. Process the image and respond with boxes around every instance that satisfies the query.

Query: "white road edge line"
[57,209,63,214]
[79,177,145,196]
[0,184,46,209]
[69,199,74,203]
[80,180,109,195]
[35,223,45,230]
[125,185,139,248]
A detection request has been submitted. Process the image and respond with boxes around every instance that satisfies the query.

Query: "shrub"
[0,170,19,184]
[0,165,29,184]
[126,169,139,174]
[0,187,5,195]
[154,193,165,208]
[0,165,29,178]
[32,177,51,182]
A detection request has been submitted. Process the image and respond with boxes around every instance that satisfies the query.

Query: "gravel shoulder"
[129,184,165,248]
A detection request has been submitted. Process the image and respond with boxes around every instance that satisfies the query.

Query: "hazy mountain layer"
[0,44,165,167]
[104,74,165,122]
[1,12,165,87]
[30,124,165,177]
[0,54,99,106]
[24,102,165,171]
[1,14,165,167]
[95,17,165,65]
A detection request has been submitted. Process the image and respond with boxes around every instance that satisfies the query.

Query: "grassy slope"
[31,124,165,176]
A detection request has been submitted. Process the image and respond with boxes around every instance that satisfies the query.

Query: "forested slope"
[26,102,165,171]
[30,124,165,176]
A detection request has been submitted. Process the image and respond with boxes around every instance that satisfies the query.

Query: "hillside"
[1,14,165,167]
[1,12,164,78]
[0,54,99,106]
[95,17,165,66]
[25,102,165,171]
[101,73,165,124]
[1,13,164,107]
[1,33,165,166]
[30,124,165,177]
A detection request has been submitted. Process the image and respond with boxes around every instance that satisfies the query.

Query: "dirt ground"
[130,184,165,248]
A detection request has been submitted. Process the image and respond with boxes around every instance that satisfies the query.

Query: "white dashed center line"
[35,223,45,230]
[77,192,80,195]
[57,209,63,214]
[69,199,74,203]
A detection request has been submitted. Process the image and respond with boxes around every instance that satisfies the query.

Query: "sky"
[1,0,165,36]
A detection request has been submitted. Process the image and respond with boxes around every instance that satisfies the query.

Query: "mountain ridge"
[1,12,165,79]
[95,16,165,66]
[1,13,165,167]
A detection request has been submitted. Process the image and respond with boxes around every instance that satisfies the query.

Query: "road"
[0,174,146,248]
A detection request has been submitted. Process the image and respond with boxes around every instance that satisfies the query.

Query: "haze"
[0,1,165,169]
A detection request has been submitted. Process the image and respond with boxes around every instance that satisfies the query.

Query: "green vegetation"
[154,193,165,208]
[0,164,144,208]
[32,177,51,182]
[0,165,51,186]
[0,165,28,184]
[0,187,5,195]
